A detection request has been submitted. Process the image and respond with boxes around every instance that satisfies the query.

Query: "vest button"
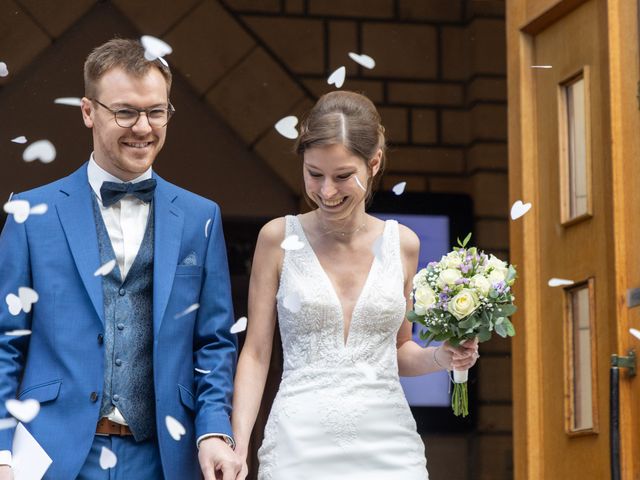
[97,333,104,344]
[117,323,125,331]
[118,288,126,296]
[90,391,98,402]
[113,394,120,402]
[115,358,122,366]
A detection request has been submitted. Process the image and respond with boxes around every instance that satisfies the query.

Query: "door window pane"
[563,76,589,219]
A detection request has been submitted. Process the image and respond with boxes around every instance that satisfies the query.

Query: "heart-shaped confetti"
[548,278,574,287]
[6,398,40,423]
[99,446,118,469]
[348,52,375,69]
[510,200,532,220]
[205,218,212,238]
[4,329,31,336]
[392,182,406,195]
[283,292,301,313]
[230,316,248,334]
[280,235,304,251]
[165,415,186,441]
[195,368,211,374]
[18,287,39,313]
[29,203,48,215]
[630,328,640,341]
[175,303,200,319]
[23,140,56,164]
[141,35,173,61]
[0,418,17,431]
[327,66,346,88]
[0,62,8,77]
[4,199,31,223]
[5,294,21,316]
[371,235,383,259]
[94,259,117,277]
[11,136,27,144]
[54,97,82,107]
[275,116,298,140]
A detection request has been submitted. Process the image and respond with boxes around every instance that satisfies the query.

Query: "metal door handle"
[610,351,636,480]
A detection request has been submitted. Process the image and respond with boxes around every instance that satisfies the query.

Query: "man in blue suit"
[0,38,241,479]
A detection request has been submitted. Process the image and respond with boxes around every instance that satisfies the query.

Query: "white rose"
[487,254,508,277]
[414,285,436,315]
[470,274,491,297]
[447,289,479,320]
[413,268,428,288]
[488,269,506,284]
[442,251,464,269]
[437,268,462,289]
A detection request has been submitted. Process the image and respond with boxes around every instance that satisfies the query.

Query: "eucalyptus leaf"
[495,322,507,338]
[504,318,516,336]
[477,327,492,342]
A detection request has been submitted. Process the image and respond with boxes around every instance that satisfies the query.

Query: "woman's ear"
[369,149,382,177]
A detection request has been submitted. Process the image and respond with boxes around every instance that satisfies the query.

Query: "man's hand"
[0,465,13,480]
[198,437,242,480]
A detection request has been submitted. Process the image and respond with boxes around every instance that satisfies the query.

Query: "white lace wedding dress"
[257,215,428,480]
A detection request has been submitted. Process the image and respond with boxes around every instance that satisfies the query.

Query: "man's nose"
[131,112,153,133]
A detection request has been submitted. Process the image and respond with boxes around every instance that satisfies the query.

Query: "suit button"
[117,323,124,331]
[90,391,98,402]
[118,288,126,296]
[113,394,120,402]
[115,359,122,366]
[97,333,104,344]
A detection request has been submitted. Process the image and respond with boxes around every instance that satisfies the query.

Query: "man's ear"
[80,97,94,128]
[369,149,382,177]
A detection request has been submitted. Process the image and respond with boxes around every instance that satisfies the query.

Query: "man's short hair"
[84,38,172,98]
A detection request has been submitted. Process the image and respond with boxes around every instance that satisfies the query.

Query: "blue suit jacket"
[0,163,237,479]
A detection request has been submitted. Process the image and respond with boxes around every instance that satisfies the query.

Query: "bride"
[231,91,479,479]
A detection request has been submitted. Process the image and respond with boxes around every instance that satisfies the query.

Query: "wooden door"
[508,0,640,478]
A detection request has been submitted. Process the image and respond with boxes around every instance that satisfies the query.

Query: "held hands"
[0,466,12,480]
[435,338,480,371]
[198,437,243,480]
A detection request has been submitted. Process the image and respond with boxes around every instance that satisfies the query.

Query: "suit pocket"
[178,384,195,411]
[18,379,62,404]
[175,265,203,276]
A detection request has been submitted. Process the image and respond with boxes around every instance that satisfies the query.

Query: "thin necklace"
[316,210,367,237]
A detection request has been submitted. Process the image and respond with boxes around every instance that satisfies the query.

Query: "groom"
[0,39,240,479]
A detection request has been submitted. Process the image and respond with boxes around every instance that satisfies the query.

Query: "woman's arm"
[231,218,284,462]
[395,225,479,376]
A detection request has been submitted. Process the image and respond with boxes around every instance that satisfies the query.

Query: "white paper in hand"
[11,422,53,480]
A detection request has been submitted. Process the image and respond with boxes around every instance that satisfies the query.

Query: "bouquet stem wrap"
[452,369,469,417]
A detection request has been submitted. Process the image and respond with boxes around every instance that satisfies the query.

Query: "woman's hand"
[436,338,480,371]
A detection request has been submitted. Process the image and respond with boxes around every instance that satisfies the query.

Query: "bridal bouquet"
[407,233,517,417]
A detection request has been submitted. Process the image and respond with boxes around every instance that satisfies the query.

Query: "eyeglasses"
[90,98,175,128]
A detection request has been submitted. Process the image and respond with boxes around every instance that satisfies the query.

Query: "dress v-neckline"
[294,216,387,348]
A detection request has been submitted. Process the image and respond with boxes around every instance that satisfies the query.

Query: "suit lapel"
[152,177,184,336]
[56,165,104,324]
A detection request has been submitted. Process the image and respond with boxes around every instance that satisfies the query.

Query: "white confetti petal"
[283,292,301,313]
[280,234,304,251]
[4,199,31,224]
[6,399,40,423]
[29,203,48,215]
[194,368,211,374]
[371,235,383,259]
[354,176,367,192]
[548,278,574,287]
[630,328,640,341]
[392,182,406,195]
[348,52,376,69]
[205,218,212,238]
[0,418,17,430]
[175,303,200,319]
[18,287,38,313]
[94,259,117,277]
[230,316,248,334]
[0,62,8,77]
[327,66,346,88]
[141,35,173,61]
[5,294,21,316]
[4,329,31,336]
[275,116,299,140]
[165,415,186,441]
[510,200,532,220]
[23,140,56,164]
[99,446,118,469]
[11,136,27,144]
[530,65,553,69]
[54,97,82,107]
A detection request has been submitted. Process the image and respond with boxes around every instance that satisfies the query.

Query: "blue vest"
[92,196,156,441]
